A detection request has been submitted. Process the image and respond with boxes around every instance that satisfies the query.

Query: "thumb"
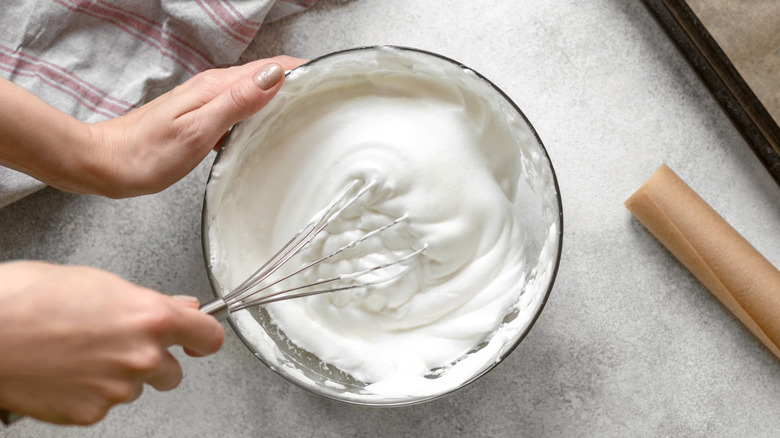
[200,62,285,136]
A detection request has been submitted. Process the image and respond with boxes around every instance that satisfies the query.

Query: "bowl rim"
[200,44,564,407]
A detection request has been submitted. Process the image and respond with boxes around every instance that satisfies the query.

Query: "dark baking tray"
[642,0,780,187]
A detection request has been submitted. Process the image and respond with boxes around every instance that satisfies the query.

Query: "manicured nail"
[172,295,200,305]
[253,63,283,90]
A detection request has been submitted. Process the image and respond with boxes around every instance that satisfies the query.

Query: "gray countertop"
[4,0,780,436]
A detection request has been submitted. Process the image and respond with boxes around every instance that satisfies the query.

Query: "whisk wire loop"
[202,181,424,320]
[232,213,410,307]
[225,181,364,301]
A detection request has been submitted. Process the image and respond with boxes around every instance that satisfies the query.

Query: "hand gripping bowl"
[202,46,563,406]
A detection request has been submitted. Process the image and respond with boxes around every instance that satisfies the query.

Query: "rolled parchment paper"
[625,164,780,359]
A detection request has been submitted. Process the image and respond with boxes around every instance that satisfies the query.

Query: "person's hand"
[0,55,307,198]
[0,261,224,425]
[84,56,307,197]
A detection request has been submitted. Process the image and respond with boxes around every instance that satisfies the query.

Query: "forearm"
[0,77,97,193]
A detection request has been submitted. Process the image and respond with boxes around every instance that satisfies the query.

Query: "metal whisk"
[200,183,425,321]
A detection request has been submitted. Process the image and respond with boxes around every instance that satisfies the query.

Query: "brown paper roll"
[625,164,780,359]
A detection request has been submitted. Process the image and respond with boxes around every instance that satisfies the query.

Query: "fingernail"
[252,63,283,90]
[172,295,200,305]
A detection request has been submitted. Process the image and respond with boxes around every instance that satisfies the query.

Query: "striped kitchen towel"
[0,0,318,209]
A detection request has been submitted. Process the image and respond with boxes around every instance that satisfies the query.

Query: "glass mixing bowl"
[201,46,563,406]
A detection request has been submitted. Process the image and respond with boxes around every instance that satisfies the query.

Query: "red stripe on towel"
[0,46,135,111]
[0,48,122,119]
[55,0,213,74]
[94,0,217,69]
[279,0,319,8]
[222,1,263,27]
[195,0,258,44]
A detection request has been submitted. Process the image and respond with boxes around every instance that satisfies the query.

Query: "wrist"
[40,118,100,194]
[0,78,101,195]
[80,121,121,197]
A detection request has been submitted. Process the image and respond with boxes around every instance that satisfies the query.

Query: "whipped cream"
[205,47,561,403]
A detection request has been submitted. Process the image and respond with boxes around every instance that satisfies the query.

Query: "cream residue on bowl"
[204,47,561,404]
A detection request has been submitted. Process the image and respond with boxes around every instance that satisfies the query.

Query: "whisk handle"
[200,297,229,322]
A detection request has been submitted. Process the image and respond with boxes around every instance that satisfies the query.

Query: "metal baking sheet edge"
[641,0,780,187]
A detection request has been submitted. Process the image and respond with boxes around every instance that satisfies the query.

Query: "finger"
[213,56,307,84]
[183,346,207,358]
[190,62,285,140]
[170,295,216,357]
[166,303,225,356]
[126,382,145,404]
[207,57,308,151]
[270,55,308,71]
[144,350,183,391]
[235,55,308,74]
[171,294,200,309]
[172,55,307,102]
[159,55,308,130]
